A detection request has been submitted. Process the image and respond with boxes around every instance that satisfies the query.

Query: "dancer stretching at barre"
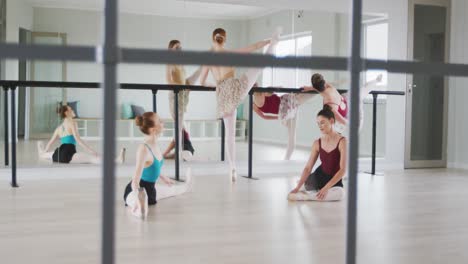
[302,73,383,130]
[199,27,280,182]
[288,105,346,201]
[252,83,317,160]
[163,39,202,161]
[37,105,125,164]
[123,112,193,219]
[302,73,349,126]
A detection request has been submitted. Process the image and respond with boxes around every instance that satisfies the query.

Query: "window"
[262,33,312,89]
[363,22,388,87]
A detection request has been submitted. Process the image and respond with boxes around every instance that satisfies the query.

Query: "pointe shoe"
[230,169,237,182]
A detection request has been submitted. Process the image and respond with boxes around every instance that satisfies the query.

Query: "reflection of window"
[262,33,312,89]
[364,22,388,87]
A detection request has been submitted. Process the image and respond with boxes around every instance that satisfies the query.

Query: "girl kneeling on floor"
[288,105,346,201]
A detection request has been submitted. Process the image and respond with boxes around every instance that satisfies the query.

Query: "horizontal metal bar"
[121,48,349,70]
[250,87,348,94]
[369,90,405,96]
[0,80,353,94]
[0,43,96,62]
[0,80,216,91]
[365,59,468,77]
[2,44,468,77]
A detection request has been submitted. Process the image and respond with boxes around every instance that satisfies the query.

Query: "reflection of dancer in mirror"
[200,27,280,181]
[163,40,202,161]
[123,112,193,219]
[37,105,125,164]
[252,83,317,160]
[288,105,346,201]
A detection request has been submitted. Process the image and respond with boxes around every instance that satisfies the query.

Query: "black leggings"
[305,166,343,191]
[123,180,157,205]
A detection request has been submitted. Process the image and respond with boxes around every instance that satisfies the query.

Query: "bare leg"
[284,117,297,160]
[240,30,280,98]
[163,139,176,158]
[70,148,125,164]
[69,153,100,164]
[156,168,193,200]
[186,67,202,85]
[223,109,238,182]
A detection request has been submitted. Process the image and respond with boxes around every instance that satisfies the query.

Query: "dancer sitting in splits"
[252,83,316,160]
[199,27,280,181]
[163,39,202,161]
[124,112,193,219]
[288,105,347,201]
[37,105,125,164]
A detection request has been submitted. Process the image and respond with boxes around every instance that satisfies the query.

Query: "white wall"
[32,7,244,119]
[1,0,33,139]
[448,0,468,169]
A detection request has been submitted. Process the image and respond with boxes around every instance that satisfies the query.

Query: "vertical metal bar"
[346,0,363,264]
[371,93,378,175]
[3,86,8,166]
[101,0,118,263]
[10,86,18,187]
[152,89,157,113]
[248,92,253,179]
[174,89,180,181]
[221,119,225,161]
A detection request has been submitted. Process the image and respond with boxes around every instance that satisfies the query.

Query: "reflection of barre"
[3,80,335,186]
[0,80,217,186]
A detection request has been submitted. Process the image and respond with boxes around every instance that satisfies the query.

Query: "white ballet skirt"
[168,89,190,119]
[279,93,300,126]
[216,76,249,117]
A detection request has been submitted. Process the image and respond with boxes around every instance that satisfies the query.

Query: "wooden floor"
[1,141,468,263]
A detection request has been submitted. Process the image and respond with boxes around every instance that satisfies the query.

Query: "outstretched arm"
[199,66,215,88]
[253,104,278,120]
[131,144,146,191]
[291,140,320,193]
[71,121,97,155]
[185,66,203,86]
[316,138,347,200]
[159,174,174,186]
[233,39,271,54]
[301,86,318,92]
[44,129,59,152]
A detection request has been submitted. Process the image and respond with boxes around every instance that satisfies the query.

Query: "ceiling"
[26,0,281,19]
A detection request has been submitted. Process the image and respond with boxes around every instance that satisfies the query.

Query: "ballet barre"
[365,90,405,176]
[0,80,218,186]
